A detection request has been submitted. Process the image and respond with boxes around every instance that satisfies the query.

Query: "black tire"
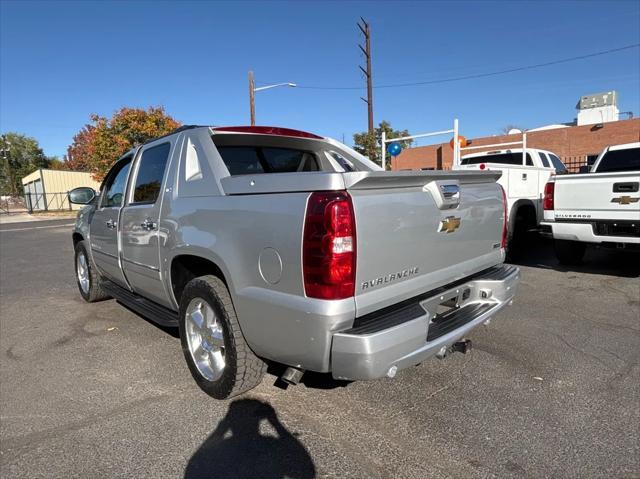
[554,239,586,265]
[505,217,525,262]
[178,275,266,399]
[74,240,110,302]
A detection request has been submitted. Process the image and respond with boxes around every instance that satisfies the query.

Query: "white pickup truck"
[541,142,640,264]
[455,147,567,259]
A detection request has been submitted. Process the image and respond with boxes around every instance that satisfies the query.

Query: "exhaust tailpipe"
[281,367,305,385]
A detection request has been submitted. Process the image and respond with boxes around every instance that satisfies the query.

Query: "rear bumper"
[330,264,520,380]
[541,221,640,244]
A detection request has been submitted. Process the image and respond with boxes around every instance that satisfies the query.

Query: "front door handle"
[141,218,157,231]
[522,173,527,180]
[106,219,116,229]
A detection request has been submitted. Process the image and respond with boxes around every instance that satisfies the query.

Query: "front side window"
[101,158,132,208]
[596,148,640,173]
[132,143,171,204]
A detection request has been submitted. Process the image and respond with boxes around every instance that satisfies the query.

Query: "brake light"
[543,181,555,210]
[303,191,356,300]
[500,185,508,249]
[212,126,323,139]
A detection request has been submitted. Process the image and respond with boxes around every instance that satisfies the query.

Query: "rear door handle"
[141,218,157,231]
[522,173,527,180]
[106,219,116,229]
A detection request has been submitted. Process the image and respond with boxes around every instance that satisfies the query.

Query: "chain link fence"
[0,192,74,215]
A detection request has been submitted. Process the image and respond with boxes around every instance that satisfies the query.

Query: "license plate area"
[420,286,472,326]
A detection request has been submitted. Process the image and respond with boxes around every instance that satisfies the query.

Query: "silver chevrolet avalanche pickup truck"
[69,125,520,399]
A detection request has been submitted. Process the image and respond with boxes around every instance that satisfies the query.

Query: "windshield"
[595,147,640,173]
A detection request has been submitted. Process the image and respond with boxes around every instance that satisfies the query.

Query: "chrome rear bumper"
[330,264,520,380]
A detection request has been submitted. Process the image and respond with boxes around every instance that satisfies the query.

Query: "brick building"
[392,112,640,172]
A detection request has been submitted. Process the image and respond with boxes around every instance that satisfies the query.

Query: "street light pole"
[248,71,296,126]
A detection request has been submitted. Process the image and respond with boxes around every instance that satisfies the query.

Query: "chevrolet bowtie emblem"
[438,216,461,233]
[611,196,639,205]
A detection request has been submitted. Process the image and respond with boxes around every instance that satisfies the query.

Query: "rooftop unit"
[576,91,619,126]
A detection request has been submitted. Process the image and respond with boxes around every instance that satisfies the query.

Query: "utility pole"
[358,17,374,158]
[248,70,256,126]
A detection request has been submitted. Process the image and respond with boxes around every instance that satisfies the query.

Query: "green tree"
[67,106,181,181]
[353,121,413,169]
[0,133,50,195]
[47,156,66,170]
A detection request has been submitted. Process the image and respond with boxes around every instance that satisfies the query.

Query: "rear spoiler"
[343,170,502,190]
[221,170,501,196]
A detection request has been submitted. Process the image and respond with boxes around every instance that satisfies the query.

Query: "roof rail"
[141,125,203,146]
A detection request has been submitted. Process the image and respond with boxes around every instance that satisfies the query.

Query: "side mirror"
[68,187,96,205]
[578,165,591,174]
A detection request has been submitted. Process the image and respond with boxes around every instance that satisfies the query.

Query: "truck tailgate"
[553,171,640,221]
[345,171,505,316]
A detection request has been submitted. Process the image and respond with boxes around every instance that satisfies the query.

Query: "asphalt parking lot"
[1,218,638,479]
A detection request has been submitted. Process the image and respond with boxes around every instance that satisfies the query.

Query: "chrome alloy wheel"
[185,298,226,381]
[76,251,90,294]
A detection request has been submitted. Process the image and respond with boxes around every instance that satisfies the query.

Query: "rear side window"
[132,142,171,204]
[216,146,319,175]
[547,154,568,174]
[461,152,533,166]
[538,152,550,168]
[326,151,357,172]
[596,148,640,173]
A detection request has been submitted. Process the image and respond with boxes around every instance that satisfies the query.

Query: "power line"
[287,43,640,90]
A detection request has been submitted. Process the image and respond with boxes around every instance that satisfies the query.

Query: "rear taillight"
[543,181,555,210]
[303,191,356,300]
[499,185,508,249]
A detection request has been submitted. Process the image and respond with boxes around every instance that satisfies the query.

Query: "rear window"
[547,154,567,174]
[216,146,319,175]
[596,148,640,173]
[211,133,367,175]
[461,152,533,166]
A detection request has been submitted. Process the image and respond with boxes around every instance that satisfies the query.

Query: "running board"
[102,280,179,328]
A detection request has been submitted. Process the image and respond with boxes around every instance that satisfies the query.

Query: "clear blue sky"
[1,0,639,158]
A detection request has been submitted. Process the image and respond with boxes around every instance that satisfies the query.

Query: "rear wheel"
[74,240,110,302]
[178,275,266,399]
[554,239,586,265]
[505,216,526,262]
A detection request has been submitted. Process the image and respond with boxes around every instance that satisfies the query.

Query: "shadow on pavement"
[184,398,316,479]
[511,236,640,278]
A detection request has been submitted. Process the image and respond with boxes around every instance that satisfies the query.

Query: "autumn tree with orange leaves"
[67,107,180,181]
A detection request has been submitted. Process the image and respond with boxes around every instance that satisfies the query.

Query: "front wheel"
[178,275,266,399]
[74,240,110,302]
[554,239,586,265]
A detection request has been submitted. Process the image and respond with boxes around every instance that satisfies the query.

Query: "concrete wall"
[392,117,640,172]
